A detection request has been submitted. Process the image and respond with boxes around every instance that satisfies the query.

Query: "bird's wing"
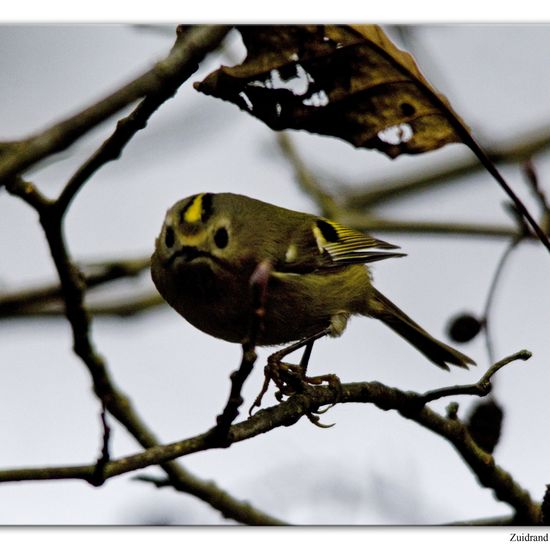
[280,218,406,273]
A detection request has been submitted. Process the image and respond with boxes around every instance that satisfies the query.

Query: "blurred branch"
[481,236,523,363]
[0,463,284,526]
[0,225,529,319]
[2,214,530,323]
[133,475,287,525]
[523,159,550,235]
[276,133,340,217]
[0,256,150,317]
[345,123,550,209]
[277,131,535,242]
[0,349,538,523]
[337,213,526,240]
[85,293,164,317]
[0,25,231,188]
[0,292,165,319]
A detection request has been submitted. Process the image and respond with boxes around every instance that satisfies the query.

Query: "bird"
[151,192,475,370]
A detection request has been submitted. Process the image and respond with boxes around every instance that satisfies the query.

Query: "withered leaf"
[196,25,468,158]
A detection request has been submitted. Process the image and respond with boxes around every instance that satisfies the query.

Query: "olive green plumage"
[151,192,474,370]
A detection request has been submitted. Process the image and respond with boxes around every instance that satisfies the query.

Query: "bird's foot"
[249,357,342,428]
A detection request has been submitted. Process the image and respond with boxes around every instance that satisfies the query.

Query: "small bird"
[151,192,474,370]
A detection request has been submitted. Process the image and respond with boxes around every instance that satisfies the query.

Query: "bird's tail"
[369,288,475,370]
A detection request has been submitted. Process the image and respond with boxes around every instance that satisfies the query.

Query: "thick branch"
[0,358,538,523]
[0,25,230,187]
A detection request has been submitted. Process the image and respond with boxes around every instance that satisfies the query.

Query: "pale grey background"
[1,25,549,524]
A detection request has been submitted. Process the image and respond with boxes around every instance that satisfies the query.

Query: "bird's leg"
[249,327,342,422]
[249,329,329,414]
[293,338,342,425]
[299,339,315,370]
[297,339,340,391]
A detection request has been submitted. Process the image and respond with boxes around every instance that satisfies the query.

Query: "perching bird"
[151,192,474,370]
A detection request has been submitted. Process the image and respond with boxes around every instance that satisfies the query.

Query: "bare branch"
[417,350,532,404]
[0,351,538,523]
[0,25,231,187]
[90,406,112,487]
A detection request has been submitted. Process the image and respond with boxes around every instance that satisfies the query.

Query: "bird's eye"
[214,227,229,249]
[164,226,175,248]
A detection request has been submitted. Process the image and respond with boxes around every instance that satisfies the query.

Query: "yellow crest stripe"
[184,193,204,223]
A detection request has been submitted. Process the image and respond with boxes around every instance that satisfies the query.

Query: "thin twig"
[417,350,531,404]
[523,159,550,213]
[90,405,112,487]
[461,133,550,254]
[5,176,51,210]
[481,237,523,363]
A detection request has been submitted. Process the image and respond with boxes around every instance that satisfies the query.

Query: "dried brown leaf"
[196,25,468,158]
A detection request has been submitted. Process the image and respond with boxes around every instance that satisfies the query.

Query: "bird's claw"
[249,358,342,427]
